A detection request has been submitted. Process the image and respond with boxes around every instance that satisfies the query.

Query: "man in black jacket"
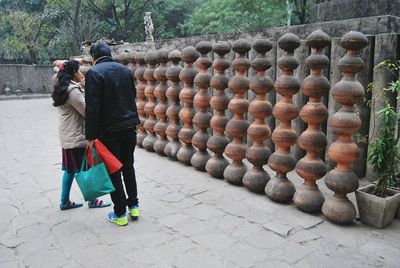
[85,41,140,226]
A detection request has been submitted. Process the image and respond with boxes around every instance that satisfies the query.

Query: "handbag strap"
[80,149,88,171]
[79,147,101,171]
[90,147,100,164]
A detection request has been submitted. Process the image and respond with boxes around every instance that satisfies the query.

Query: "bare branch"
[55,4,74,22]
[33,21,45,42]
[87,0,117,27]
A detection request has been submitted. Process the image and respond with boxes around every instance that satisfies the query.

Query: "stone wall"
[82,15,400,56]
[311,0,400,23]
[0,64,53,95]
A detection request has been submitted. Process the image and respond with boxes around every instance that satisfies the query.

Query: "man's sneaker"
[107,212,128,226]
[129,205,140,220]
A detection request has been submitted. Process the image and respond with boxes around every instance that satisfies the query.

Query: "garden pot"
[355,184,400,228]
[395,178,400,219]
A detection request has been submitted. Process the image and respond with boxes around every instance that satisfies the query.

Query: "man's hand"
[87,140,95,150]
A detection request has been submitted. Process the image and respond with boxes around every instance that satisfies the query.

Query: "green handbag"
[75,147,115,201]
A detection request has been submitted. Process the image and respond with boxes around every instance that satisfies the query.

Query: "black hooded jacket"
[85,56,140,140]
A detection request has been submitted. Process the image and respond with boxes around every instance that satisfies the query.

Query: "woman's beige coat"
[58,81,87,149]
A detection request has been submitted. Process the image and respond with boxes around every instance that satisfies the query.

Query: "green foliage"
[49,0,112,55]
[0,38,28,62]
[0,0,48,13]
[0,0,318,63]
[186,0,287,35]
[153,0,206,39]
[367,60,400,197]
[40,36,72,64]
[0,10,56,63]
[368,105,400,197]
[83,0,165,42]
[289,0,316,25]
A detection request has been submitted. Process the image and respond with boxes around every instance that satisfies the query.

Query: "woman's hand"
[87,140,95,150]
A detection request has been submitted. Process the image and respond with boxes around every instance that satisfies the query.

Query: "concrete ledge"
[0,94,51,101]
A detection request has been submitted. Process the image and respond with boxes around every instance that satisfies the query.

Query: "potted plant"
[355,60,400,228]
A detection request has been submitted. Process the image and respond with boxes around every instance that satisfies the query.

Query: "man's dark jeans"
[100,128,138,217]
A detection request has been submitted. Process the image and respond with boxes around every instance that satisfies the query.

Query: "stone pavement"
[0,98,399,268]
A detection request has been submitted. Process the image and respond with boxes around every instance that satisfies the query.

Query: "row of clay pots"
[114,30,368,225]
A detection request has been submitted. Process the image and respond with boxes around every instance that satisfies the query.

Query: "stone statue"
[144,12,154,42]
[4,82,11,95]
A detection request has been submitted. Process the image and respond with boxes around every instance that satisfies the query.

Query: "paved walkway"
[0,98,399,268]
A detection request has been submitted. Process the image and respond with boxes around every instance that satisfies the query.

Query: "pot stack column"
[266,33,301,202]
[243,38,274,193]
[177,47,200,165]
[164,51,183,160]
[224,39,252,185]
[205,42,231,179]
[191,42,213,170]
[134,52,148,147]
[142,50,158,152]
[322,31,368,224]
[153,49,170,155]
[126,53,137,80]
[294,30,331,212]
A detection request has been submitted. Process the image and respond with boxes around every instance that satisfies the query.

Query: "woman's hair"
[89,40,112,60]
[52,60,80,107]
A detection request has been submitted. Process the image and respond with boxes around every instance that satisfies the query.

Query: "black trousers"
[100,128,138,217]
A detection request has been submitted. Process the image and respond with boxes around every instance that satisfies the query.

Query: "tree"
[48,0,82,54]
[290,0,307,25]
[48,0,112,55]
[289,0,323,25]
[85,0,163,42]
[0,0,48,13]
[0,0,323,63]
[186,0,287,35]
[1,10,56,63]
[152,0,206,39]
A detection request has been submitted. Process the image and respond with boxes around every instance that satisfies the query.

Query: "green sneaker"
[107,212,128,226]
[129,205,140,220]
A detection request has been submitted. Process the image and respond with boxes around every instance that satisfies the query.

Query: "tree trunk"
[111,3,123,41]
[28,49,37,64]
[302,0,307,23]
[72,0,82,55]
[291,0,308,24]
[123,0,130,42]
[286,0,292,26]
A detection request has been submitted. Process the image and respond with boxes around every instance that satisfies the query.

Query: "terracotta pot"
[205,41,231,179]
[356,184,400,228]
[396,178,400,219]
[164,50,183,160]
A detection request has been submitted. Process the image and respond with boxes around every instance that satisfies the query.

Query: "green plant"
[367,60,400,197]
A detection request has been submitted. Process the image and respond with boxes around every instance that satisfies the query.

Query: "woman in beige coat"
[52,60,110,210]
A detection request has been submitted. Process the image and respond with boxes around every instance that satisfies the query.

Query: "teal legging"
[61,171,95,204]
[61,171,75,204]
